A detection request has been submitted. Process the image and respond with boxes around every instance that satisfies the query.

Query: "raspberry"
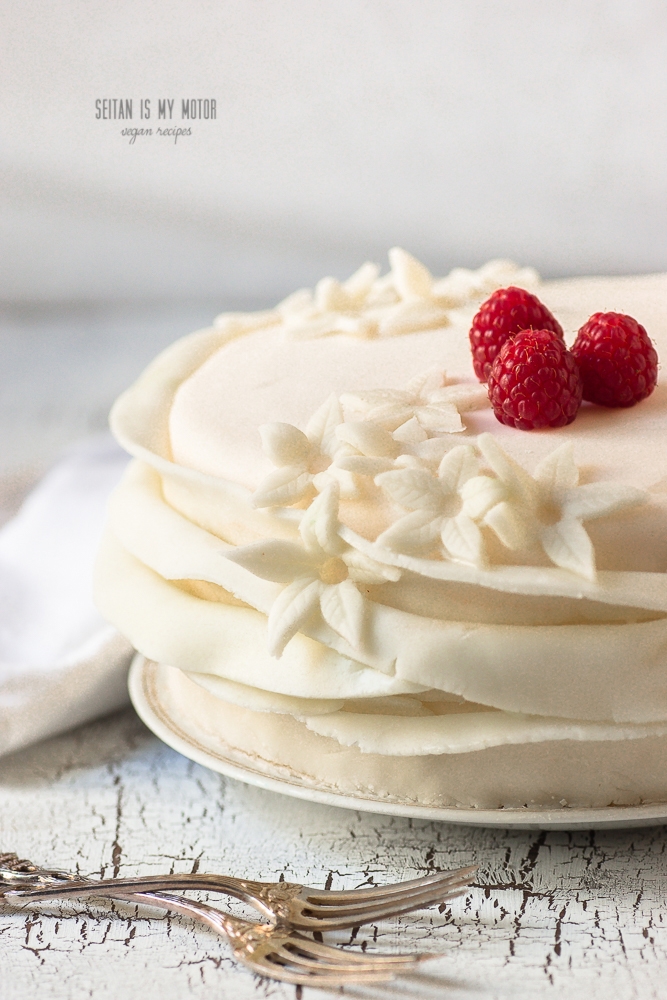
[571,312,658,407]
[487,329,582,430]
[469,286,564,382]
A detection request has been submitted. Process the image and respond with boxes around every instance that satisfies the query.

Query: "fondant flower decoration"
[278,261,384,341]
[374,445,503,566]
[212,308,281,336]
[341,369,489,438]
[429,258,540,309]
[477,433,647,580]
[329,419,402,479]
[278,248,540,342]
[252,395,357,507]
[227,485,401,656]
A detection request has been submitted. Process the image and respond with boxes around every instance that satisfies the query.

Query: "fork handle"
[3,880,262,953]
[0,874,278,922]
[106,888,251,939]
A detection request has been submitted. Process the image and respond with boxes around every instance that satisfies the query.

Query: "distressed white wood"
[1,710,666,999]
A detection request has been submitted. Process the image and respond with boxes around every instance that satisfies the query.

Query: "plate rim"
[129,654,667,830]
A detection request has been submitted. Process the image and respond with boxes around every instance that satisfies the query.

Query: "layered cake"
[96,249,667,810]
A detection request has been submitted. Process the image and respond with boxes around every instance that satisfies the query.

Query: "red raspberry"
[571,312,658,407]
[487,329,582,430]
[469,286,564,382]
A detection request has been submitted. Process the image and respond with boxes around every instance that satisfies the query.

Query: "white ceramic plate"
[129,655,667,831]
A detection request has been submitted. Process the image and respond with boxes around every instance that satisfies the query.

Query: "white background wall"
[2,0,667,305]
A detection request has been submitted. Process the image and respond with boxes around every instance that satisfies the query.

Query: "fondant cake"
[96,249,667,809]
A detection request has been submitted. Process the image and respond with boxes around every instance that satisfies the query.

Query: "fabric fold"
[0,437,133,757]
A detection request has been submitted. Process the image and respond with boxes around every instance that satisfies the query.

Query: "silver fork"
[105,891,433,985]
[0,858,435,986]
[6,886,430,985]
[0,854,477,930]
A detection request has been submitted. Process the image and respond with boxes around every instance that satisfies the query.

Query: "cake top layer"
[169,265,667,495]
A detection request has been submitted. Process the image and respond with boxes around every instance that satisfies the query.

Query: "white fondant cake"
[96,250,667,809]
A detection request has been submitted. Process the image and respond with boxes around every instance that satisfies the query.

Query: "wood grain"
[1,709,666,999]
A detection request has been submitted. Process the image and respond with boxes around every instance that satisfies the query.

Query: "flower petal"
[540,518,596,580]
[344,548,402,583]
[364,403,415,430]
[226,540,316,583]
[343,261,380,303]
[389,247,433,300]
[437,445,479,492]
[299,483,343,555]
[305,393,344,455]
[339,389,413,431]
[277,288,312,316]
[412,437,452,466]
[392,417,428,445]
[378,301,449,338]
[259,422,311,467]
[483,500,534,551]
[534,442,579,493]
[441,514,485,566]
[340,388,410,413]
[286,312,377,340]
[477,433,537,507]
[268,577,323,656]
[375,468,443,511]
[315,276,352,312]
[393,454,427,472]
[429,384,490,412]
[319,579,365,648]
[284,314,344,340]
[405,368,444,398]
[336,420,399,458]
[460,475,506,520]
[252,466,312,508]
[313,465,359,499]
[335,455,395,476]
[376,508,442,553]
[415,403,463,433]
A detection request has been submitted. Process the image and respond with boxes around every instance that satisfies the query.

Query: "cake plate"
[129,655,667,831]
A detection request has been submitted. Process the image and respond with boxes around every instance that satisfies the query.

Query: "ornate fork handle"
[105,887,275,949]
[0,853,299,923]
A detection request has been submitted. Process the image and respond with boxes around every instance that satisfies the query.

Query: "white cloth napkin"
[0,437,133,757]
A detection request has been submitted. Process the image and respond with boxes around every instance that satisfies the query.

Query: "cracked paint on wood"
[1,709,666,999]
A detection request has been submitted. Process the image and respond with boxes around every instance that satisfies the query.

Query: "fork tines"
[255,935,429,984]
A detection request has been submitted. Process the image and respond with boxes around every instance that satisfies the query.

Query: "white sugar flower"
[279,262,382,340]
[275,250,540,341]
[387,248,540,310]
[274,250,441,341]
[358,248,450,337]
[430,259,540,309]
[477,434,647,581]
[227,485,400,656]
[341,369,489,437]
[279,250,452,341]
[387,247,435,301]
[374,445,503,566]
[252,395,357,507]
[329,419,403,479]
[330,412,469,482]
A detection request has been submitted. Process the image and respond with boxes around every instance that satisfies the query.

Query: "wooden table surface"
[1,708,665,1000]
